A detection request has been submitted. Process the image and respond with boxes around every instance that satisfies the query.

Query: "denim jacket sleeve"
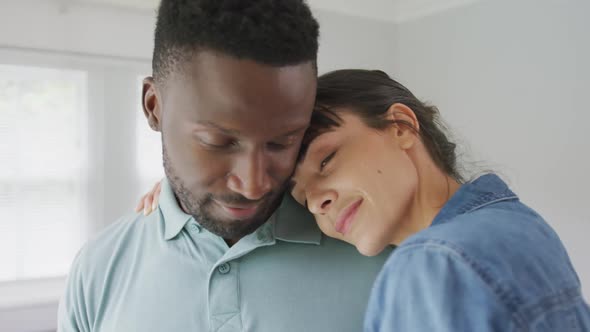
[364,242,516,332]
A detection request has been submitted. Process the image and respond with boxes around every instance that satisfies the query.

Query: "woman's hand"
[135,181,162,216]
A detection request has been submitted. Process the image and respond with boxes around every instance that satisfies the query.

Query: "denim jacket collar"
[431,173,519,227]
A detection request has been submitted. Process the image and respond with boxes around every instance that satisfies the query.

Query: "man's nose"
[227,149,273,200]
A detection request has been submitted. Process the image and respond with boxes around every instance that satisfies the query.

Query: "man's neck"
[224,238,239,247]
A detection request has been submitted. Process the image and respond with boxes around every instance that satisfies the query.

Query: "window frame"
[0,47,152,310]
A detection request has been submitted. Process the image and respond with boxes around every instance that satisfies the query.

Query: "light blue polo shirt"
[58,178,391,332]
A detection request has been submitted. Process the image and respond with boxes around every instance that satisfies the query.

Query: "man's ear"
[142,77,162,132]
[385,103,419,150]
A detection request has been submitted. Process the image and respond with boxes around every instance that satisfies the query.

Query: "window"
[0,51,151,314]
[0,64,88,282]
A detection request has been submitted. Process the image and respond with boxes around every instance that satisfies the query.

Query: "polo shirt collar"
[273,194,322,245]
[159,178,193,240]
[159,177,321,244]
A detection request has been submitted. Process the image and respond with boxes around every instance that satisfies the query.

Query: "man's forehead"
[168,58,315,107]
[184,51,316,82]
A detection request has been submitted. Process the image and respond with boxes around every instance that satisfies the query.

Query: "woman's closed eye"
[320,151,337,171]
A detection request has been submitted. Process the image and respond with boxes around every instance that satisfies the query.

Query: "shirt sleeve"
[57,250,91,332]
[364,243,515,332]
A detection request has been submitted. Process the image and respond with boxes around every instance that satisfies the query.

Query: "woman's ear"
[142,77,162,132]
[385,103,419,150]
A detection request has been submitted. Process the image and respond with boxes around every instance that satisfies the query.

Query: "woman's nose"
[307,189,338,215]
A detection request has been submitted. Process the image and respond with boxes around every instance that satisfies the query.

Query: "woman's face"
[291,110,419,256]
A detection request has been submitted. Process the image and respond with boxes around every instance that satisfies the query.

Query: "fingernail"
[144,206,152,216]
[151,202,157,211]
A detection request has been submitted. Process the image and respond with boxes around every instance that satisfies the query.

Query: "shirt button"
[257,230,271,242]
[189,224,201,233]
[218,263,231,274]
[256,231,265,242]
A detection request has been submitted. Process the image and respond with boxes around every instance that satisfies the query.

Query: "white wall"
[391,0,590,300]
[0,1,397,331]
[0,0,154,61]
[315,10,397,74]
[0,0,398,71]
[3,1,588,331]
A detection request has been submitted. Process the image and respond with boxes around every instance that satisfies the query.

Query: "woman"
[137,69,590,331]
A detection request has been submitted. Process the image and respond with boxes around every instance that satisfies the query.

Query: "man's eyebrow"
[196,122,308,138]
[196,121,240,136]
[280,125,309,137]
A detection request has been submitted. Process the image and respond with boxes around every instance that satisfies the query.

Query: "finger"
[135,194,146,212]
[152,185,161,211]
[143,195,154,216]
[151,181,158,191]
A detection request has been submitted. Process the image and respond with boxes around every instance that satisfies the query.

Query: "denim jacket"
[364,174,590,331]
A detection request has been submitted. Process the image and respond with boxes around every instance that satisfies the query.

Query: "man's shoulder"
[73,211,161,278]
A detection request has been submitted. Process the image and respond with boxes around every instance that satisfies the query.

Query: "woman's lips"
[334,199,363,235]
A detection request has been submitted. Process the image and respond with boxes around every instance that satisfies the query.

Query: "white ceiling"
[64,0,481,23]
[307,0,481,23]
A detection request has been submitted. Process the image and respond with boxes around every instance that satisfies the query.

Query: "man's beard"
[163,145,285,240]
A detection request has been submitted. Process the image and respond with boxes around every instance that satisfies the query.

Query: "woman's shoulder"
[435,201,563,251]
[402,201,574,277]
[368,207,587,331]
[384,202,581,313]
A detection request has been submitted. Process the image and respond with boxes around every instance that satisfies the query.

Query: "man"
[58,1,391,331]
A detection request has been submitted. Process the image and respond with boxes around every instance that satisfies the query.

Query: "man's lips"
[215,200,261,220]
[334,199,363,235]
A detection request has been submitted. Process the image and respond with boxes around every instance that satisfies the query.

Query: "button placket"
[209,261,241,331]
[217,262,231,274]
[189,223,201,233]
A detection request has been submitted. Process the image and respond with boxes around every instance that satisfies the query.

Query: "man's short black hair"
[153,0,320,82]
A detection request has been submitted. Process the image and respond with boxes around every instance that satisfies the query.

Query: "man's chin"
[193,193,284,239]
[197,207,274,239]
[212,197,280,224]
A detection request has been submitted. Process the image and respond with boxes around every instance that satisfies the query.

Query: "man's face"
[142,51,317,241]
